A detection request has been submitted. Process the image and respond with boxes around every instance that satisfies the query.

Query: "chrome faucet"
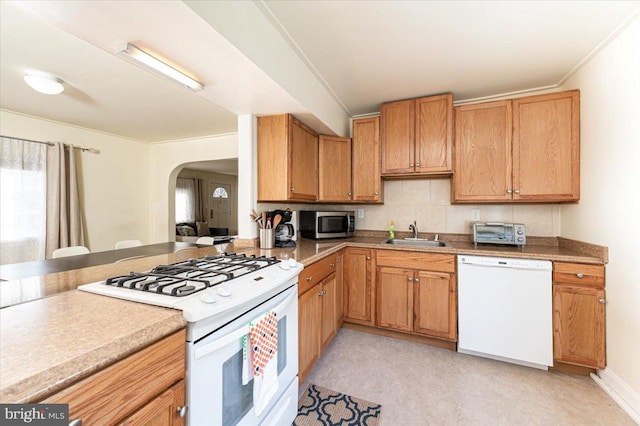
[434,233,439,242]
[409,221,418,239]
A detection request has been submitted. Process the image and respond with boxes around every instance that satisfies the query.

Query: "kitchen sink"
[382,238,451,248]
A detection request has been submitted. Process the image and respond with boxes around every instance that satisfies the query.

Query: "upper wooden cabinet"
[381,93,453,177]
[258,114,318,202]
[453,100,513,202]
[352,117,383,202]
[512,91,580,202]
[318,135,352,202]
[453,90,580,203]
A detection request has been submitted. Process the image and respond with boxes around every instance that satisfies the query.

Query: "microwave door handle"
[346,215,352,232]
[194,289,297,360]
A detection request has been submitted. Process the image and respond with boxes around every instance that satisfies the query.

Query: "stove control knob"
[217,285,232,297]
[201,290,217,304]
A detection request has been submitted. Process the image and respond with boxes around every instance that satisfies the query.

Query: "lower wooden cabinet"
[41,330,186,425]
[375,253,457,341]
[343,247,373,323]
[553,262,606,369]
[298,253,341,383]
[118,380,185,426]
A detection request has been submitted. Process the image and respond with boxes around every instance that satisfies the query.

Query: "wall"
[177,168,238,234]
[260,178,560,237]
[560,14,640,403]
[0,109,150,253]
[149,133,237,243]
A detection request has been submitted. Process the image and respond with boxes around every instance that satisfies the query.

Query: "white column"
[237,114,258,239]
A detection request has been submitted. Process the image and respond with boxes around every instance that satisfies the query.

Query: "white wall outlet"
[471,209,481,222]
[357,208,365,219]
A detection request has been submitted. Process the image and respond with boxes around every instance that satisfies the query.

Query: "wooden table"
[0,242,198,281]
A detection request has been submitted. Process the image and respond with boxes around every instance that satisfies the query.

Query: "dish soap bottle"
[389,220,395,240]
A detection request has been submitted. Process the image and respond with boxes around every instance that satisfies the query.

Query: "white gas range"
[79,253,303,426]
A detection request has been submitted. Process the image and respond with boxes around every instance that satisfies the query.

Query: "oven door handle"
[194,289,297,360]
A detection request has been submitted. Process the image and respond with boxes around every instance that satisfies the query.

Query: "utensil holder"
[259,228,275,249]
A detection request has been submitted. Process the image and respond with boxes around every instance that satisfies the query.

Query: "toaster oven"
[472,222,526,246]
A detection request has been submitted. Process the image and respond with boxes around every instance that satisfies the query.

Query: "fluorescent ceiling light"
[117,43,204,92]
[24,71,64,95]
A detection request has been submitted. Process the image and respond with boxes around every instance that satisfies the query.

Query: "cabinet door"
[513,90,580,201]
[415,94,453,174]
[320,273,337,351]
[298,283,321,381]
[414,271,457,341]
[376,267,413,332]
[289,117,318,201]
[318,136,352,201]
[352,117,382,202]
[453,101,512,202]
[381,99,414,174]
[257,115,289,201]
[118,380,185,426]
[343,248,372,323]
[335,251,344,324]
[553,284,605,369]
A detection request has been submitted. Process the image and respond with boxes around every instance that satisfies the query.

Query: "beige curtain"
[45,142,85,257]
[194,178,206,222]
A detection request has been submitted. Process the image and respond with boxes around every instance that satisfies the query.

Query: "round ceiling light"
[24,71,64,95]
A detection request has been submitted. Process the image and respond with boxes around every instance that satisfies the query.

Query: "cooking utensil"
[273,214,282,229]
[262,212,266,229]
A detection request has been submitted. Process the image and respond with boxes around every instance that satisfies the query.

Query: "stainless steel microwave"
[299,211,355,239]
[472,222,526,246]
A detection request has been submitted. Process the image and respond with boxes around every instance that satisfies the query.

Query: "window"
[212,186,229,198]
[175,178,196,223]
[0,138,47,265]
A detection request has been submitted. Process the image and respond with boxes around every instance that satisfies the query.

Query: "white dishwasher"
[457,255,553,370]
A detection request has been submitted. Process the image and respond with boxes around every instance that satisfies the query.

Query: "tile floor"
[301,328,634,425]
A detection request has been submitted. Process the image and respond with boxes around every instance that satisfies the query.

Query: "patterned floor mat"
[294,384,382,426]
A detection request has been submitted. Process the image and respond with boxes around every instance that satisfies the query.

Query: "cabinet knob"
[414,278,420,283]
[507,189,513,194]
[366,256,371,261]
[306,276,313,281]
[514,189,520,194]
[374,191,379,195]
[176,406,188,418]
[598,298,606,304]
[416,163,421,167]
[69,420,83,426]
[348,192,352,196]
[291,186,295,192]
[408,277,413,282]
[576,273,584,278]
[409,163,414,167]
[330,263,335,267]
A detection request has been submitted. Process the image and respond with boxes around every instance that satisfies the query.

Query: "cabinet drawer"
[553,262,604,288]
[376,250,455,273]
[299,253,337,296]
[41,330,185,425]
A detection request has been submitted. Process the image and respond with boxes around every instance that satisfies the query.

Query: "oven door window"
[221,316,288,426]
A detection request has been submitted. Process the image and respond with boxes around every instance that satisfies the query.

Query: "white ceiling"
[1,0,639,144]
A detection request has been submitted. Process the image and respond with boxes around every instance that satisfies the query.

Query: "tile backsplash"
[259,178,561,237]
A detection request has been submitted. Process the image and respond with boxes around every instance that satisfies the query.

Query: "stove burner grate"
[103,253,280,297]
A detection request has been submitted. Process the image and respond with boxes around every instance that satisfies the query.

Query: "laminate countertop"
[0,234,606,404]
[0,291,185,403]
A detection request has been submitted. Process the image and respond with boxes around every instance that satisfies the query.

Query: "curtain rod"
[0,134,96,152]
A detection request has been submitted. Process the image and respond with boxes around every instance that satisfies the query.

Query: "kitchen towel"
[242,310,279,416]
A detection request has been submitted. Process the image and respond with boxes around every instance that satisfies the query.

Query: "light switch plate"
[471,209,481,221]
[357,208,365,219]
